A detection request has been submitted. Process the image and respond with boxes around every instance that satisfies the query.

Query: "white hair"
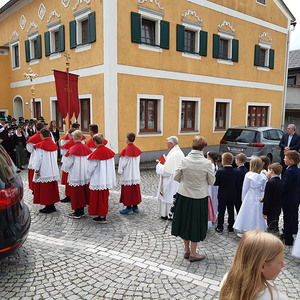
[167,136,178,145]
[288,124,296,131]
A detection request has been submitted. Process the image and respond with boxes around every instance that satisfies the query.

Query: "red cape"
[65,141,92,157]
[119,143,142,158]
[34,138,58,152]
[26,133,42,144]
[86,138,108,148]
[62,139,75,150]
[62,134,86,141]
[88,145,115,160]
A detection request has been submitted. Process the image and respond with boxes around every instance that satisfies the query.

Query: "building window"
[70,9,96,50]
[45,22,65,57]
[257,0,266,5]
[247,106,269,127]
[141,19,156,45]
[184,30,196,53]
[213,99,231,132]
[80,99,90,132]
[11,41,20,69]
[259,48,266,66]
[219,38,228,59]
[287,76,296,85]
[25,33,42,62]
[31,99,42,119]
[54,102,63,131]
[131,7,169,51]
[254,42,274,69]
[181,101,195,131]
[140,99,157,132]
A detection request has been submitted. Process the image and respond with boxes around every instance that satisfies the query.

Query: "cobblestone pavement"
[0,169,300,299]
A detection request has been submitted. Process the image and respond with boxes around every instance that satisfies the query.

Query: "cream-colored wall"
[0,53,12,114]
[118,74,283,151]
[118,0,288,86]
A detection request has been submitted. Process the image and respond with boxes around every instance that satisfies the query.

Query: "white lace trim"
[33,175,60,183]
[68,179,90,187]
[28,166,34,170]
[89,184,115,190]
[120,179,141,185]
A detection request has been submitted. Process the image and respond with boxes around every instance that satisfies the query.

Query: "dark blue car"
[0,145,30,259]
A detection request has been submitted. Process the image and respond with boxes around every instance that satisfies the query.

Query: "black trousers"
[282,204,299,242]
[267,214,280,232]
[217,200,234,230]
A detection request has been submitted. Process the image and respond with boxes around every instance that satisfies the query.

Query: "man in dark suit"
[279,124,300,174]
[214,152,241,233]
[235,153,248,213]
[261,163,283,233]
[281,150,300,246]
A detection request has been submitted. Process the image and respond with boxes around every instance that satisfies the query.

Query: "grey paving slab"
[0,169,299,299]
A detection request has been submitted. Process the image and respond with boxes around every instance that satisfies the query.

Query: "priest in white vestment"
[156,136,184,220]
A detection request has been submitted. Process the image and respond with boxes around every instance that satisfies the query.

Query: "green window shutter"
[213,34,220,58]
[232,39,239,62]
[59,25,65,52]
[269,49,275,69]
[44,31,50,56]
[25,40,30,62]
[69,20,77,49]
[131,12,141,43]
[36,35,42,59]
[160,20,169,49]
[199,30,207,56]
[88,12,96,43]
[254,44,260,66]
[176,24,185,52]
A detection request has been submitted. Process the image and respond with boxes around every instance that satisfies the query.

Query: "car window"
[0,145,16,190]
[263,130,270,140]
[263,130,280,140]
[223,129,257,143]
[277,130,283,139]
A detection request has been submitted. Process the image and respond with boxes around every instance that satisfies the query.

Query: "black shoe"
[19,166,25,170]
[68,212,83,219]
[39,205,56,214]
[61,196,71,203]
[93,216,107,224]
[228,228,234,233]
[161,216,168,220]
[215,227,223,233]
[280,234,293,246]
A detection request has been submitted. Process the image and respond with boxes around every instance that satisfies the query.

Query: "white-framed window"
[77,94,93,133]
[218,31,233,65]
[45,20,65,60]
[10,40,20,70]
[137,94,163,137]
[178,97,201,135]
[0,109,9,119]
[25,30,42,64]
[256,0,266,6]
[50,97,64,131]
[30,98,42,119]
[213,99,232,132]
[255,40,273,71]
[246,102,271,127]
[70,7,96,53]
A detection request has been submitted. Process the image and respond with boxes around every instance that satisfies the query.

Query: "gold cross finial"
[23,68,38,81]
[64,50,71,62]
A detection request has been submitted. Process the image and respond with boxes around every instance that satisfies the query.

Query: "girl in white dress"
[292,224,300,259]
[234,157,267,232]
[207,151,219,215]
[220,231,288,300]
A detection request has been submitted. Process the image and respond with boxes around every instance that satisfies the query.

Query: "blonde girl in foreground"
[219,231,288,300]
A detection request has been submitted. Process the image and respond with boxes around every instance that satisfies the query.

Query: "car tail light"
[248,142,264,147]
[220,139,227,144]
[0,241,21,253]
[0,187,19,210]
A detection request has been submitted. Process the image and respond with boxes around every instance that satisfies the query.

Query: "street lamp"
[23,68,38,118]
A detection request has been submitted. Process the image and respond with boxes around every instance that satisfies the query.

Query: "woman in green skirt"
[171,135,215,262]
[12,125,28,169]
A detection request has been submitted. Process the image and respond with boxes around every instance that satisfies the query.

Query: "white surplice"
[118,156,141,185]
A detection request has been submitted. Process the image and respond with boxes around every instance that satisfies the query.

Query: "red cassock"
[88,145,115,216]
[33,138,60,206]
[119,144,142,206]
[26,133,42,191]
[86,138,108,149]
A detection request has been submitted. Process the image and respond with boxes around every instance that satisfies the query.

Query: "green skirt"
[171,194,208,242]
[16,142,28,167]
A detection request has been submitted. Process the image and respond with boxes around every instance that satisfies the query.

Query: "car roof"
[227,126,282,131]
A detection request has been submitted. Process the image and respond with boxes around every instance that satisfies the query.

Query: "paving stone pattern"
[0,169,299,299]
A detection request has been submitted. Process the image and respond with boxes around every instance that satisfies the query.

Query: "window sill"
[75,43,91,53]
[218,59,233,65]
[12,66,21,71]
[182,52,201,60]
[50,52,62,60]
[29,59,39,65]
[139,43,162,53]
[179,130,200,135]
[213,128,227,133]
[257,66,270,72]
[137,131,163,137]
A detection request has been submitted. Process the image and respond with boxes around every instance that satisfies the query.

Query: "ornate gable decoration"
[10,31,19,40]
[47,10,61,23]
[73,0,91,11]
[181,9,202,23]
[138,0,164,10]
[38,4,46,20]
[218,21,235,33]
[27,22,38,33]
[61,0,70,8]
[20,15,26,30]
[259,32,272,42]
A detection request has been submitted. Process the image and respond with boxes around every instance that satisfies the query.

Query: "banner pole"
[65,51,71,131]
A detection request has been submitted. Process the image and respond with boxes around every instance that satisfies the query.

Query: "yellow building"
[0,0,295,160]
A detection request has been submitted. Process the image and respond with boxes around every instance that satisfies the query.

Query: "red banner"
[54,70,80,120]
